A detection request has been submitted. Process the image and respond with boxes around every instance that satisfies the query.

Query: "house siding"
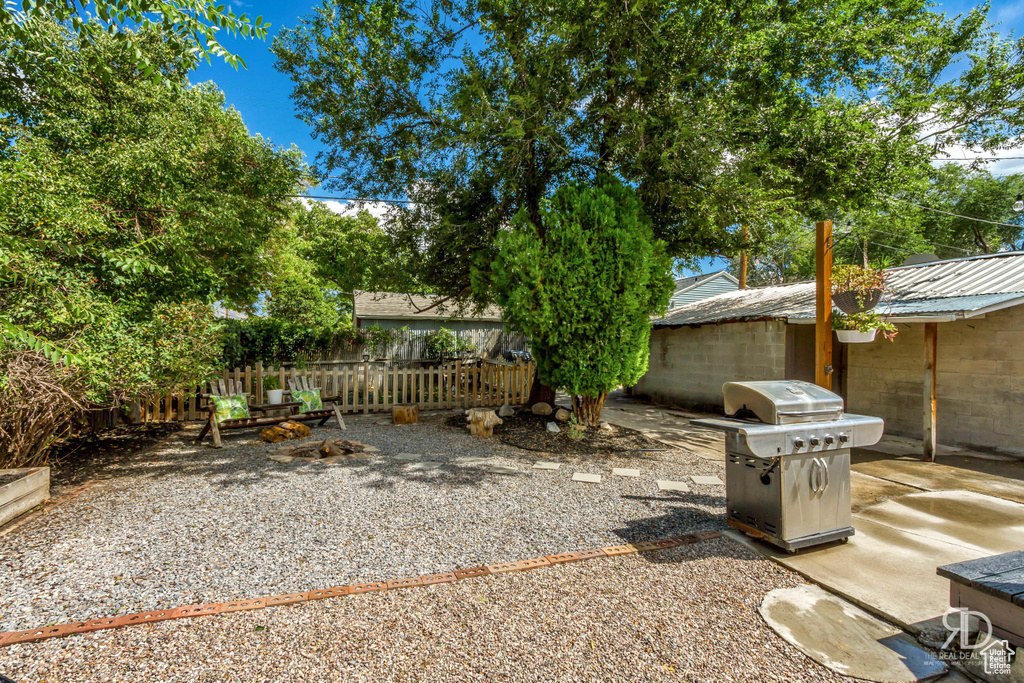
[635,320,787,411]
[669,276,739,308]
[845,305,1024,454]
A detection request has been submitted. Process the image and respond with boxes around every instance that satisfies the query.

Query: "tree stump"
[393,405,419,425]
[467,408,502,437]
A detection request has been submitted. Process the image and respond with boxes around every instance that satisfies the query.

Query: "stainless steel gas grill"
[694,380,883,553]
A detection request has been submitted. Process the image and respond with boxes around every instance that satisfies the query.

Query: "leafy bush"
[486,178,673,426]
[424,328,475,360]
[220,318,361,367]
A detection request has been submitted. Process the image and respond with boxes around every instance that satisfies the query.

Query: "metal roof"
[656,251,1024,327]
[354,291,503,322]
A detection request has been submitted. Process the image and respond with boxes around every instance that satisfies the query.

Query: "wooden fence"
[125,360,536,424]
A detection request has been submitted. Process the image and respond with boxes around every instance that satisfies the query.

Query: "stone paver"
[612,468,640,478]
[487,465,519,475]
[408,461,442,471]
[573,473,602,484]
[532,462,560,470]
[657,480,691,493]
[759,584,947,681]
[690,475,724,486]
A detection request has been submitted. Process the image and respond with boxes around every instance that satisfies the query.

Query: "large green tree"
[0,22,307,402]
[486,179,673,425]
[274,0,1024,403]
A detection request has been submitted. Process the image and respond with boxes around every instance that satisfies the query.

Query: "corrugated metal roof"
[656,251,1024,327]
[354,291,502,321]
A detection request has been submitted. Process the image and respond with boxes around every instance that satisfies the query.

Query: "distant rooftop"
[353,291,502,322]
[655,251,1024,326]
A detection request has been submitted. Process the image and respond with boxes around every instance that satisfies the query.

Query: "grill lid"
[723,380,844,424]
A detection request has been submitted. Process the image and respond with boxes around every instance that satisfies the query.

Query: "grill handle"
[776,408,843,417]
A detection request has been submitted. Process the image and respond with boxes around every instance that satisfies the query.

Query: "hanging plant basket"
[835,329,878,343]
[832,288,883,315]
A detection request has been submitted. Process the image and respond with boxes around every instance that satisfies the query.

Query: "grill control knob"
[824,434,835,445]
[838,433,850,444]
[793,438,805,448]
[809,436,821,446]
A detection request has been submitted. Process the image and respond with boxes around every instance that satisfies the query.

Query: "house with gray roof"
[352,291,525,359]
[635,252,1024,455]
[668,270,739,309]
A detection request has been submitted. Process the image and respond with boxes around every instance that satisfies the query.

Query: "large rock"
[554,408,571,422]
[531,402,553,416]
[498,403,515,418]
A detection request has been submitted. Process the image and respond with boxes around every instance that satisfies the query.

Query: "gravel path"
[1,413,727,632]
[0,538,853,682]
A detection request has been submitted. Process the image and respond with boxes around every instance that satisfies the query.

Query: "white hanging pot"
[267,389,284,404]
[836,329,877,343]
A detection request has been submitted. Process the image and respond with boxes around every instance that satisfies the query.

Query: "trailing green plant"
[831,264,888,295]
[833,311,898,340]
[566,412,585,441]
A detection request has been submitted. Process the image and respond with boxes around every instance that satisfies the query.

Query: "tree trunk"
[526,373,556,408]
[572,392,607,427]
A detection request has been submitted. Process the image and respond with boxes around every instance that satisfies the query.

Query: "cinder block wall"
[635,321,787,411]
[846,306,1024,454]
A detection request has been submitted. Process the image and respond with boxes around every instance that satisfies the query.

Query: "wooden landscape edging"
[0,530,721,648]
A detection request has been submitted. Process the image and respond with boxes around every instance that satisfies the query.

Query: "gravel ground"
[0,538,854,682]
[1,412,727,632]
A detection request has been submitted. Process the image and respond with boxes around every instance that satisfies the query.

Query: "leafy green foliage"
[485,179,673,423]
[219,318,362,367]
[293,203,396,294]
[0,22,308,403]
[424,328,474,360]
[273,0,1024,307]
[1,0,272,84]
[833,312,898,340]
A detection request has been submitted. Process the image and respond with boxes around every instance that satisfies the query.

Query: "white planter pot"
[267,389,284,404]
[1,467,50,528]
[836,329,878,343]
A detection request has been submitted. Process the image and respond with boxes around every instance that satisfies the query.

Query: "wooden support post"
[739,225,748,289]
[815,220,834,390]
[924,322,938,462]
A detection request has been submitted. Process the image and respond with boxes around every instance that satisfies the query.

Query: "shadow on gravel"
[611,492,730,560]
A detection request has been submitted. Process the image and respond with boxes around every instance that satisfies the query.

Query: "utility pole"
[739,226,748,289]
[815,221,833,390]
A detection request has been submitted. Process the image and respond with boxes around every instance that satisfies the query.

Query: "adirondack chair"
[285,376,347,431]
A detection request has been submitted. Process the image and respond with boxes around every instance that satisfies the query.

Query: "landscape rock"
[467,409,503,437]
[599,421,615,432]
[531,402,553,416]
[267,455,294,463]
[546,421,560,433]
[497,403,515,418]
[554,408,570,422]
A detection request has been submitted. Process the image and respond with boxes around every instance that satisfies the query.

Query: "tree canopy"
[0,21,308,402]
[273,0,1024,303]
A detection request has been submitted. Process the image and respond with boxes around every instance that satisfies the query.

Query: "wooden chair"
[195,378,343,448]
[285,376,347,431]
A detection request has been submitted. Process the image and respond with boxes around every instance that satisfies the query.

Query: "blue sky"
[192,0,1024,275]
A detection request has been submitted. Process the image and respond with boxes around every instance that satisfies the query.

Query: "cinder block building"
[635,252,1024,455]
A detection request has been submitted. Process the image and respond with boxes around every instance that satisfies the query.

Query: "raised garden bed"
[0,467,50,528]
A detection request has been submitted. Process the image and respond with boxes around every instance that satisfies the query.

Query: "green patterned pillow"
[293,388,322,414]
[210,394,251,423]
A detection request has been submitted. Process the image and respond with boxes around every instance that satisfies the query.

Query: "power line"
[933,155,1024,161]
[286,194,412,204]
[883,195,1024,229]
[849,225,974,254]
